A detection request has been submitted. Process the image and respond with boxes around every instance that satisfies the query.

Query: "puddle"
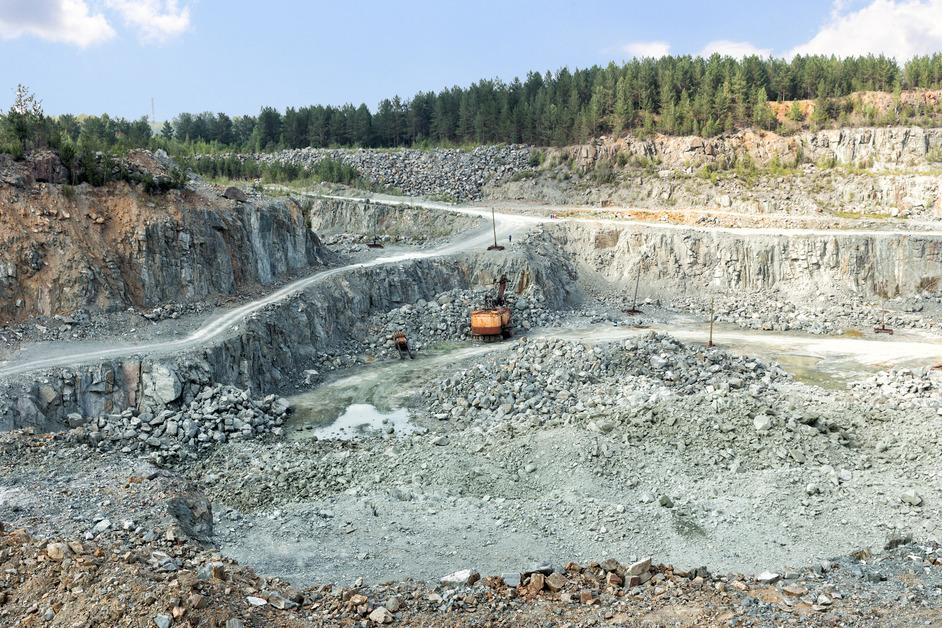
[303,404,415,440]
[286,343,502,440]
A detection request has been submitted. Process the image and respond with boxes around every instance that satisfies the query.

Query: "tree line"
[6,54,942,159]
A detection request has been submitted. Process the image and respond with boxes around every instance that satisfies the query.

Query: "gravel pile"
[257,145,532,200]
[321,233,397,255]
[421,333,787,422]
[851,368,942,411]
[72,385,290,463]
[413,334,866,474]
[370,287,559,355]
[668,292,940,335]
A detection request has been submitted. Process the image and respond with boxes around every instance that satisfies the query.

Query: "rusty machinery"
[470,275,512,341]
[366,235,384,249]
[874,303,894,335]
[392,330,415,359]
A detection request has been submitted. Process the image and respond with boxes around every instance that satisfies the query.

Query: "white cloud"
[789,0,942,59]
[0,0,115,47]
[621,40,671,58]
[104,0,191,43]
[700,40,772,58]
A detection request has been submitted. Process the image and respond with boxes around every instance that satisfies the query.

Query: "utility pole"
[625,255,643,315]
[487,206,504,250]
[151,97,156,126]
[708,296,715,348]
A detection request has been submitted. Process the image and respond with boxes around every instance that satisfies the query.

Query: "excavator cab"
[392,330,415,359]
[471,275,512,342]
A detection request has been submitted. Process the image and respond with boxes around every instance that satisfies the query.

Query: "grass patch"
[509,169,539,182]
[832,210,893,220]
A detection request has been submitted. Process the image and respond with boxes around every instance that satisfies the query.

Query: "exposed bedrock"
[552,221,942,299]
[138,200,327,304]
[0,241,578,432]
[0,188,329,323]
[306,197,483,241]
[558,126,942,170]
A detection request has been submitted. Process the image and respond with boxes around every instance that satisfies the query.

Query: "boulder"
[27,150,68,184]
[223,186,248,202]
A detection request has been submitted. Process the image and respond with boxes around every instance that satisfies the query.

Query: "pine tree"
[5,84,44,153]
[788,100,804,122]
[752,87,775,130]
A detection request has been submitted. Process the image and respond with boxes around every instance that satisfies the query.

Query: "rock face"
[308,197,483,242]
[252,145,532,200]
[493,165,942,220]
[0,182,330,322]
[0,236,579,431]
[26,150,69,184]
[556,127,942,171]
[552,221,942,301]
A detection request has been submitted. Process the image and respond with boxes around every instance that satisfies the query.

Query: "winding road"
[0,190,940,379]
[0,197,537,379]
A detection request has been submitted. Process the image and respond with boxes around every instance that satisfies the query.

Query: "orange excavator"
[392,330,415,359]
[470,275,512,342]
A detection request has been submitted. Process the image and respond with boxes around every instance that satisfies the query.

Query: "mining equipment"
[874,304,894,335]
[366,235,384,249]
[470,275,512,342]
[392,330,415,359]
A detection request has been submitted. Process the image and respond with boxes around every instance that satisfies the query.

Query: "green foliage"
[509,170,538,182]
[184,155,361,187]
[766,155,798,176]
[9,55,942,159]
[733,153,757,179]
[589,159,617,184]
[309,158,360,185]
[528,149,545,167]
[787,101,804,122]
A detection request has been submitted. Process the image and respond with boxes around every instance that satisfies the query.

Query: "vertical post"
[491,206,498,249]
[708,296,715,348]
[631,256,642,312]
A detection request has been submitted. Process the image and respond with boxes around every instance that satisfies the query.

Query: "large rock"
[142,364,182,405]
[27,150,68,184]
[223,186,248,202]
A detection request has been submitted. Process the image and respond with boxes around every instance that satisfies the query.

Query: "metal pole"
[708,297,715,348]
[491,207,498,249]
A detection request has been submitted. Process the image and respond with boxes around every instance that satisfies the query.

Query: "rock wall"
[557,127,942,171]
[307,197,483,241]
[0,183,329,322]
[491,168,942,219]
[0,241,578,432]
[552,222,942,300]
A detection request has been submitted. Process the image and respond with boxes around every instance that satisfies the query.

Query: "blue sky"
[1,0,940,120]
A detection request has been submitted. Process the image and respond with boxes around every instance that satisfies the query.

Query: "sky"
[2,0,942,120]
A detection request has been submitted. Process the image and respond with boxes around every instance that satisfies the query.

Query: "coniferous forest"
[6,54,942,158]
